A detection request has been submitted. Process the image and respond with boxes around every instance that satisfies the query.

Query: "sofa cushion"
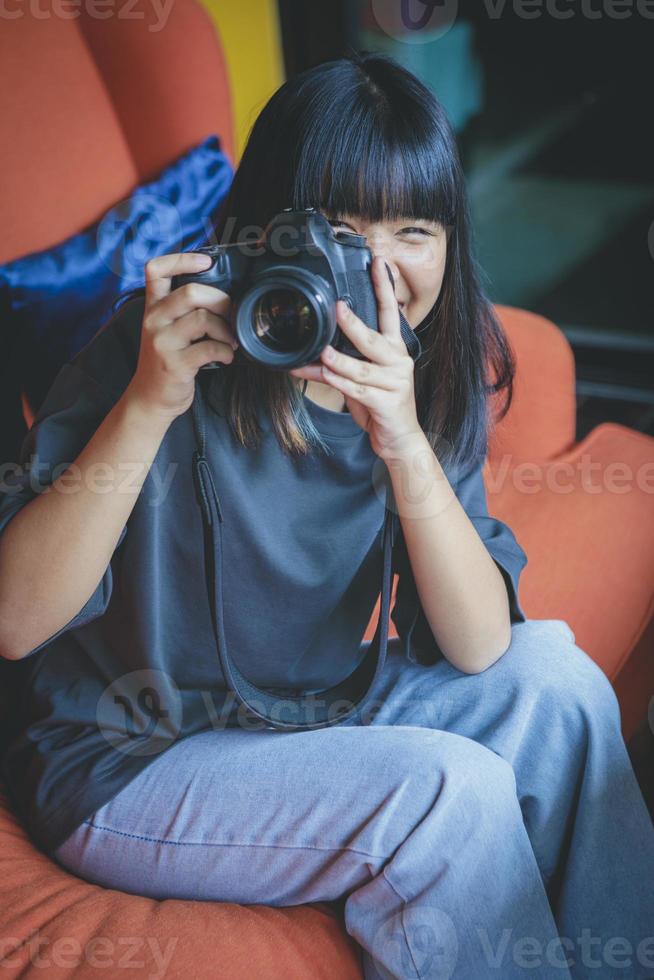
[0,15,137,265]
[79,0,235,181]
[0,134,233,462]
[488,305,577,464]
[0,785,363,979]
[484,421,654,742]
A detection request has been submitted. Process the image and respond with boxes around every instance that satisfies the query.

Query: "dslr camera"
[170,207,393,371]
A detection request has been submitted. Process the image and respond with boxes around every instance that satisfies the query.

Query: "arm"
[386,433,513,674]
[0,389,170,661]
[0,250,238,663]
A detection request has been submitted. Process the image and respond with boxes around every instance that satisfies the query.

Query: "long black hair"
[115,51,515,469]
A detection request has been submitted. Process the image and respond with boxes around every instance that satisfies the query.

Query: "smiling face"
[323,212,448,330]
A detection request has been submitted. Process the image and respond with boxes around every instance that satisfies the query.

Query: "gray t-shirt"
[0,296,527,856]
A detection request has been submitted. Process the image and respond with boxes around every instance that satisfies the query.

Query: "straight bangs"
[290,88,458,230]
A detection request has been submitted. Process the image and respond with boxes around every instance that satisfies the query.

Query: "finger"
[372,256,402,339]
[144,252,212,310]
[288,362,325,382]
[152,281,232,329]
[336,301,395,366]
[179,338,236,376]
[319,345,396,391]
[320,365,377,405]
[160,309,238,351]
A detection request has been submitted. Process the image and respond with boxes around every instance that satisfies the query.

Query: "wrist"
[379,430,432,466]
[384,433,456,520]
[120,387,174,440]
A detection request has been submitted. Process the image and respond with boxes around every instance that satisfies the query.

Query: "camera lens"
[236,271,334,368]
[252,288,317,352]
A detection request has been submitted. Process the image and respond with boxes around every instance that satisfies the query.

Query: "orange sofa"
[1,3,653,978]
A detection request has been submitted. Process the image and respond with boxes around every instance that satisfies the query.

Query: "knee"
[383,727,519,812]
[337,728,521,874]
[500,619,622,728]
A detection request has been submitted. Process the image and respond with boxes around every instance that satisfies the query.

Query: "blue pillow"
[0,134,233,454]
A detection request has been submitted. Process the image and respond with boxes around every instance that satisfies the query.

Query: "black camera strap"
[190,382,398,732]
[399,312,422,362]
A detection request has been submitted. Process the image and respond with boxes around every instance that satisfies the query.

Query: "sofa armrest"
[484,421,654,684]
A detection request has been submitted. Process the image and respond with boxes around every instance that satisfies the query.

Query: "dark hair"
[115,51,515,469]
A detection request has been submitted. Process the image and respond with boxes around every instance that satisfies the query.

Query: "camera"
[170,207,395,371]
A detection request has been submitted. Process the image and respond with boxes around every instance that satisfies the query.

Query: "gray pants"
[53,619,654,979]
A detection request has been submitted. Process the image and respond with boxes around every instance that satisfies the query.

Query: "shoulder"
[68,292,146,403]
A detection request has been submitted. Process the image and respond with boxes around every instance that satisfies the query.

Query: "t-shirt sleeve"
[0,361,128,659]
[391,455,528,666]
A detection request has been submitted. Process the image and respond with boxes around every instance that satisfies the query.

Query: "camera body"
[170,207,382,371]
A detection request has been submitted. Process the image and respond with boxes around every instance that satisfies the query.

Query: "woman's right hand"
[125,251,239,424]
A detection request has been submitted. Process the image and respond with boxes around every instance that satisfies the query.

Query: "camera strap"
[190,382,398,732]
[399,310,423,363]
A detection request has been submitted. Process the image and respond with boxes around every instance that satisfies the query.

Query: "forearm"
[0,386,170,661]
[385,434,512,674]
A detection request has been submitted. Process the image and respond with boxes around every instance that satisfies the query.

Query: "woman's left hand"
[289,256,424,461]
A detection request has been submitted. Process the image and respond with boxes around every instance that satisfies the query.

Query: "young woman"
[1,53,652,980]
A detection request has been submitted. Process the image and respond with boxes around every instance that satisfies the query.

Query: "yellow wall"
[199,0,285,163]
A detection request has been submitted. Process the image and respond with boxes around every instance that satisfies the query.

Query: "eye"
[329,221,361,240]
[398,226,433,237]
